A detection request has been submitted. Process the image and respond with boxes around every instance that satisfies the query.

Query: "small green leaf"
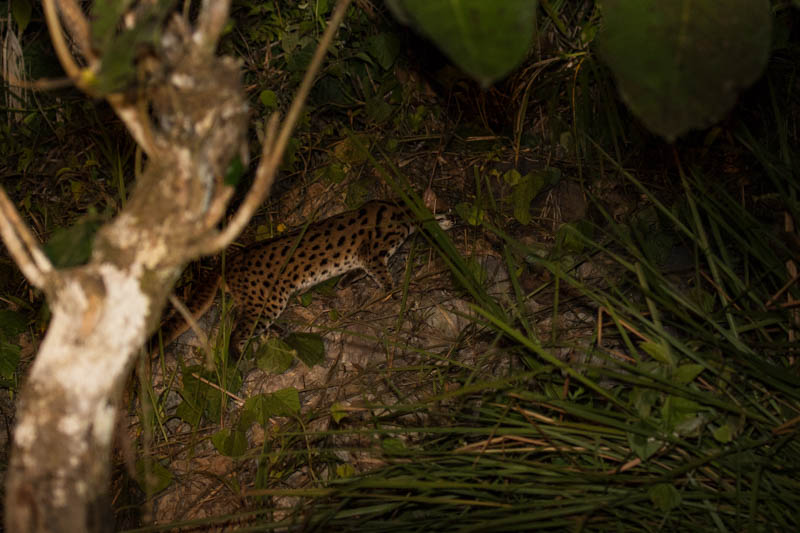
[628,422,663,460]
[224,154,246,187]
[686,287,715,315]
[285,332,326,367]
[712,422,734,444]
[69,180,83,203]
[639,341,675,367]
[673,364,704,385]
[455,202,484,226]
[135,459,173,494]
[260,89,277,109]
[336,463,356,478]
[211,428,248,457]
[512,172,547,225]
[43,219,103,268]
[630,387,659,418]
[648,483,681,512]
[330,402,347,423]
[318,162,347,184]
[365,96,394,123]
[381,438,407,455]
[299,291,314,307]
[554,221,591,254]
[12,0,32,33]
[256,338,295,373]
[503,169,521,186]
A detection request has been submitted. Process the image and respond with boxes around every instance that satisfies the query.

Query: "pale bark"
[3,4,247,532]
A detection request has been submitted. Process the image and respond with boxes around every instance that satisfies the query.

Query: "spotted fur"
[153,200,451,354]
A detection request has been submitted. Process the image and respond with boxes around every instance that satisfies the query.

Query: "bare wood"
[55,0,94,62]
[0,187,53,290]
[42,0,81,80]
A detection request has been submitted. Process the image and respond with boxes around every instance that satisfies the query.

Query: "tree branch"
[191,0,353,256]
[0,187,53,290]
[41,0,82,80]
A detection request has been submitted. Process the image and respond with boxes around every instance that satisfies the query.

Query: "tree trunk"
[3,6,248,532]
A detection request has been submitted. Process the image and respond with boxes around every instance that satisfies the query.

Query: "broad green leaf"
[256,338,295,373]
[242,388,301,426]
[135,459,172,494]
[597,0,771,141]
[648,483,681,512]
[661,396,701,433]
[628,428,663,461]
[366,33,401,70]
[386,0,537,86]
[0,309,27,340]
[270,387,300,414]
[175,399,203,426]
[181,364,242,422]
[211,428,248,457]
[285,332,326,367]
[0,342,21,381]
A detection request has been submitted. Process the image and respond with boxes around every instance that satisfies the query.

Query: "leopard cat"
[152,200,452,356]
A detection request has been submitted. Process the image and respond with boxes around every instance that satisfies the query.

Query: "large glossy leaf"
[386,0,537,86]
[597,0,771,141]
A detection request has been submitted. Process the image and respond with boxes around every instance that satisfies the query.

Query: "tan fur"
[152,200,450,355]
